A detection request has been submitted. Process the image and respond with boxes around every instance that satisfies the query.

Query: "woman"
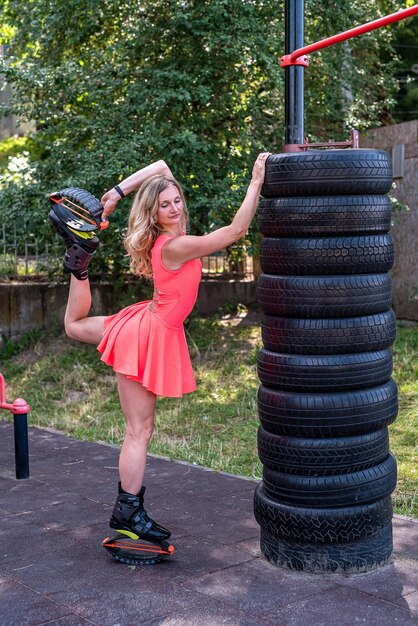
[51,153,269,545]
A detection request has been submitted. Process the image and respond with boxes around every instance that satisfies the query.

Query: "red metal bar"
[281,4,418,67]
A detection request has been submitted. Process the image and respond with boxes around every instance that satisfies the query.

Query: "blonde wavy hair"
[124,175,189,279]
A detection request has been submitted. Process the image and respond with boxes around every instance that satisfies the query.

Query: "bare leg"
[116,373,156,495]
[64,275,107,344]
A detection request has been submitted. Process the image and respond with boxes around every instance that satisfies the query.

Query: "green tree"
[390,5,418,123]
[0,0,401,278]
[304,0,400,136]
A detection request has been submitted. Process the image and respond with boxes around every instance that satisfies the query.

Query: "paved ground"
[1,419,418,626]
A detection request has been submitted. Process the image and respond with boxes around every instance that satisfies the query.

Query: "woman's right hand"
[251,152,270,186]
[100,189,121,219]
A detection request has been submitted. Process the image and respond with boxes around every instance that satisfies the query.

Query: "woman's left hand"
[251,152,270,186]
[100,189,121,219]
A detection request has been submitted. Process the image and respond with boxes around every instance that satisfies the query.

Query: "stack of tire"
[254,149,398,574]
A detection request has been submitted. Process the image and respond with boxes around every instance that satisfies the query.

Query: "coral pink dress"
[97,234,202,397]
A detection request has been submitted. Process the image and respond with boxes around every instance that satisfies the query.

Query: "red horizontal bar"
[289,4,418,62]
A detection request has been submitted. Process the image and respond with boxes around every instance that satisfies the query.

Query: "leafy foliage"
[0,0,401,277]
[304,0,400,134]
[389,4,418,123]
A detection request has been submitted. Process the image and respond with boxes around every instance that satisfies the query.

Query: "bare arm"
[164,152,269,265]
[100,160,173,219]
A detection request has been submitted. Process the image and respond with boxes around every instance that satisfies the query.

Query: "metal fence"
[0,223,254,280]
[201,252,254,279]
[1,223,63,279]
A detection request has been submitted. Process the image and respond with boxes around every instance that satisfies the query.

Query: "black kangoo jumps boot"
[109,483,171,543]
[49,210,100,280]
[48,188,103,281]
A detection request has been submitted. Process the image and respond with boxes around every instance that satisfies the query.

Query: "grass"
[389,323,418,517]
[0,308,417,518]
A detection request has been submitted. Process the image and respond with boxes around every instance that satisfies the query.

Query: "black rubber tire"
[261,310,396,355]
[259,523,393,574]
[257,349,393,391]
[257,195,392,237]
[254,483,392,543]
[261,149,392,198]
[257,426,390,475]
[257,274,392,318]
[260,235,394,276]
[258,379,398,438]
[262,453,397,507]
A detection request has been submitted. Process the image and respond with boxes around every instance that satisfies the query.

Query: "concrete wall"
[360,121,418,321]
[0,279,257,346]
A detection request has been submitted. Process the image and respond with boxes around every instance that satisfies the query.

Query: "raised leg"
[116,373,157,495]
[64,275,107,345]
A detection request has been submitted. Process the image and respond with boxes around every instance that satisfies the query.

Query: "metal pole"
[284,0,305,149]
[13,412,29,479]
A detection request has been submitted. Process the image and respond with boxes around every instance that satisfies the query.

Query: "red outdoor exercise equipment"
[281,5,418,68]
[0,373,30,479]
[282,1,418,151]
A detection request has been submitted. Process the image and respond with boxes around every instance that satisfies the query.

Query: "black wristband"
[114,184,125,199]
